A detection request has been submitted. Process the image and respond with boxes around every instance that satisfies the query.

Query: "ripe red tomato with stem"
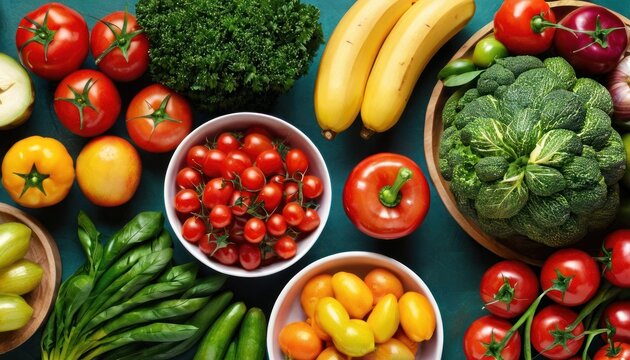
[286,148,309,177]
[480,260,539,319]
[214,244,239,265]
[297,208,320,232]
[16,3,89,80]
[275,236,297,259]
[463,315,521,360]
[229,190,252,217]
[267,214,287,237]
[202,149,226,178]
[257,183,283,212]
[283,202,305,226]
[242,133,273,159]
[202,178,234,209]
[283,181,300,203]
[176,167,202,190]
[174,189,200,214]
[531,305,584,359]
[270,175,285,186]
[602,301,630,344]
[601,230,630,288]
[540,248,600,306]
[90,11,149,82]
[126,84,192,152]
[222,150,253,180]
[244,218,266,244]
[240,167,266,191]
[594,342,630,360]
[54,70,121,137]
[215,132,241,153]
[186,145,209,169]
[493,0,556,55]
[256,149,284,177]
[302,175,323,199]
[210,204,232,229]
[181,216,206,243]
[239,243,262,270]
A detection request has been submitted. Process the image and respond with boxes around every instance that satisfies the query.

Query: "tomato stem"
[530,14,627,50]
[379,167,412,208]
[18,9,56,62]
[94,9,144,64]
[54,77,98,130]
[567,282,619,332]
[13,164,50,198]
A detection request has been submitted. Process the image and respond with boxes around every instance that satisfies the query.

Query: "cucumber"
[222,339,237,360]
[193,301,247,360]
[0,53,34,129]
[235,307,266,360]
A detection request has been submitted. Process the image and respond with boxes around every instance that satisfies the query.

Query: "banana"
[360,0,476,139]
[314,0,413,140]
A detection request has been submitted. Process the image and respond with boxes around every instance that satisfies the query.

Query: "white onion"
[608,56,630,122]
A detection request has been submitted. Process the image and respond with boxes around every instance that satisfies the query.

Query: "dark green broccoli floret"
[511,212,587,247]
[573,78,614,115]
[524,164,566,196]
[456,196,478,219]
[499,85,537,120]
[447,145,479,169]
[439,126,460,158]
[451,163,482,200]
[543,57,577,90]
[136,0,323,113]
[523,194,570,228]
[457,88,481,111]
[536,90,585,132]
[477,64,515,95]
[596,131,628,185]
[563,176,607,215]
[439,158,453,181]
[514,68,563,103]
[582,145,598,160]
[561,156,602,189]
[475,156,510,182]
[477,216,518,239]
[578,108,612,150]
[494,85,509,99]
[442,89,465,128]
[588,184,620,230]
[506,108,542,155]
[454,95,502,129]
[495,56,544,77]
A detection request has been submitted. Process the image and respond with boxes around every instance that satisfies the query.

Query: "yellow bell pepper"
[1,136,74,208]
[367,293,400,343]
[398,291,436,342]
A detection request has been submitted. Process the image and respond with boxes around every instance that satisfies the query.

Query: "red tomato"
[176,167,202,190]
[239,243,262,270]
[214,243,239,265]
[493,0,556,55]
[480,260,539,319]
[215,132,241,153]
[267,214,287,237]
[186,145,210,169]
[229,190,252,217]
[16,3,89,80]
[594,342,630,360]
[244,218,266,244]
[540,249,600,306]
[531,305,584,359]
[229,218,247,243]
[297,208,320,233]
[174,189,200,214]
[270,175,285,186]
[602,301,630,344]
[302,175,323,199]
[256,149,284,177]
[53,70,120,137]
[198,235,215,255]
[210,204,232,229]
[181,216,206,243]
[90,11,149,82]
[286,149,309,177]
[283,202,305,226]
[245,126,272,138]
[463,315,521,360]
[222,150,253,180]
[202,178,234,209]
[258,183,283,212]
[126,84,192,153]
[241,167,266,191]
[283,181,300,203]
[602,230,630,288]
[242,133,273,159]
[275,236,297,259]
[202,149,227,178]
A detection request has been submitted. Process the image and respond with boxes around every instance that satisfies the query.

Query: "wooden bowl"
[424,1,630,266]
[0,203,61,354]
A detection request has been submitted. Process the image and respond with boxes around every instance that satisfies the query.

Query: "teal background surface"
[1,0,628,359]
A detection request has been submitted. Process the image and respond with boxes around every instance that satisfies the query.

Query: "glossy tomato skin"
[602,301,630,343]
[126,84,192,153]
[16,3,89,80]
[480,260,539,319]
[202,178,234,209]
[540,249,600,306]
[54,70,121,137]
[594,342,630,360]
[602,230,630,288]
[463,315,521,360]
[176,167,202,190]
[343,153,430,239]
[91,11,149,82]
[493,0,556,55]
[531,305,584,359]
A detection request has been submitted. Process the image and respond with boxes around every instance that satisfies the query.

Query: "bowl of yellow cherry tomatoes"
[267,251,443,359]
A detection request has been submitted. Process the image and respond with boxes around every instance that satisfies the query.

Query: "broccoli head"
[495,55,544,77]
[457,88,480,111]
[454,95,503,129]
[451,163,482,200]
[596,131,628,185]
[522,194,570,228]
[578,108,612,150]
[475,156,509,182]
[588,184,620,230]
[573,78,614,115]
[505,108,543,156]
[536,90,585,132]
[543,57,577,90]
[524,164,566,196]
[477,64,515,96]
[442,89,465,128]
[563,176,608,215]
[561,156,602,189]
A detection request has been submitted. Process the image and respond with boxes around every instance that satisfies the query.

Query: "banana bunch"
[314,0,476,140]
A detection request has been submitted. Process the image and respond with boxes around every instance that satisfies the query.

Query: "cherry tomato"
[541,249,600,306]
[480,260,539,319]
[202,149,227,178]
[213,243,238,265]
[493,0,557,55]
[258,183,283,212]
[297,208,321,233]
[398,292,435,342]
[245,126,272,138]
[222,150,253,180]
[228,217,247,243]
[283,202,305,226]
[594,342,630,360]
[301,274,334,318]
[90,11,149,82]
[242,133,273,159]
[174,189,200,214]
[126,84,192,152]
[531,305,584,359]
[176,167,202,190]
[181,216,206,243]
[284,181,300,203]
[364,268,404,305]
[229,190,252,217]
[267,214,287,237]
[210,204,232,229]
[278,321,323,360]
[256,149,284,177]
[16,3,89,80]
[241,166,266,191]
[286,148,309,177]
[302,175,323,199]
[602,230,630,288]
[198,235,215,255]
[186,145,210,169]
[270,175,286,186]
[463,315,521,360]
[244,217,266,244]
[602,301,630,343]
[472,36,508,68]
[215,132,241,153]
[331,271,373,319]
[53,70,120,137]
[239,243,262,270]
[275,236,297,260]
[315,347,346,360]
[202,178,234,209]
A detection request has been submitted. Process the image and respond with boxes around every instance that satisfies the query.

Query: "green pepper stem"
[379,167,413,208]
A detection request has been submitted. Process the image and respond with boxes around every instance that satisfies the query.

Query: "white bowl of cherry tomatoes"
[164,112,331,277]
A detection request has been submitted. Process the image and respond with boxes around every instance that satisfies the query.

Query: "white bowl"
[164,112,331,278]
[267,251,444,360]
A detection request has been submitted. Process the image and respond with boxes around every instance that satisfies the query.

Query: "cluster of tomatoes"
[464,230,630,360]
[174,127,323,270]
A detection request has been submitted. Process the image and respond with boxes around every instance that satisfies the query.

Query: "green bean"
[181,273,228,299]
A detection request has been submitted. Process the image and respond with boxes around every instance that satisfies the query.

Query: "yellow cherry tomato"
[315,297,349,336]
[301,274,334,318]
[331,271,373,319]
[332,319,375,357]
[278,321,323,360]
[307,317,331,341]
[364,268,404,305]
[357,338,415,360]
[367,293,400,343]
[398,291,436,342]
[394,328,419,355]
[316,346,351,360]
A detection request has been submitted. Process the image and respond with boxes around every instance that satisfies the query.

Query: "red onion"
[608,56,630,125]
